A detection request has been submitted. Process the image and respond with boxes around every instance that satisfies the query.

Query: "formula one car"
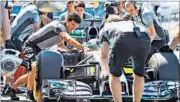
[33,20,180,102]
[1,19,179,102]
[35,47,180,102]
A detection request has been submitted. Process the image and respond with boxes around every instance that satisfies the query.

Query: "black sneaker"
[15,88,26,94]
[27,90,36,102]
[3,86,19,100]
[2,84,9,95]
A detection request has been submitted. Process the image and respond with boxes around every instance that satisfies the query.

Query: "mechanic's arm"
[34,24,40,32]
[142,12,157,41]
[2,4,11,41]
[33,12,41,31]
[59,32,85,51]
[170,32,180,50]
[147,25,157,41]
[100,42,110,77]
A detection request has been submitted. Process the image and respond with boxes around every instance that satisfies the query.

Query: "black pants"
[109,32,151,77]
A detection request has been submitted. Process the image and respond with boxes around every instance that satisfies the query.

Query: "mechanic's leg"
[109,53,125,102]
[132,39,150,102]
[27,62,36,91]
[2,75,11,94]
[133,60,145,102]
[23,42,39,101]
[26,61,37,101]
[109,74,122,102]
[133,74,144,102]
[3,75,10,85]
[9,77,14,87]
[3,75,17,88]
[19,48,37,100]
[28,62,42,102]
[2,75,20,100]
[12,74,28,88]
[100,42,110,77]
[108,35,132,102]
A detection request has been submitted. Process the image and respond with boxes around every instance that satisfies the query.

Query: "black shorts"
[22,41,41,64]
[11,38,23,52]
[109,32,151,77]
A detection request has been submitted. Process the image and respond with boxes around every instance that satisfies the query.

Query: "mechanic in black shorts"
[22,13,90,101]
[99,15,151,102]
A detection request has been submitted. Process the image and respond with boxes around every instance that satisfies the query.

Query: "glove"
[159,45,173,53]
[5,40,17,50]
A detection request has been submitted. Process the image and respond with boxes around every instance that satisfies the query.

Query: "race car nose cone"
[36,0,65,12]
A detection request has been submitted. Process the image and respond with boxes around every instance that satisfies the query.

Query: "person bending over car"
[22,13,90,101]
[125,2,167,64]
[99,14,151,102]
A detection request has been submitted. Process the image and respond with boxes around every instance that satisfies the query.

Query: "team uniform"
[100,20,151,77]
[132,7,166,63]
[23,20,66,63]
[11,3,40,51]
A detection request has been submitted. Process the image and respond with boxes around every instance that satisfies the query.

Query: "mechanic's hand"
[159,45,173,53]
[84,47,93,52]
[5,39,17,50]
